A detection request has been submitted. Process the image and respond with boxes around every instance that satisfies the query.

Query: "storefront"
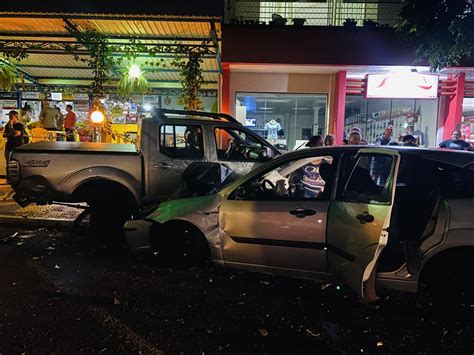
[223,67,336,151]
[344,73,441,146]
[462,80,474,144]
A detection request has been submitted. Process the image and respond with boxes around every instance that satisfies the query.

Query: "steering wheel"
[258,179,275,194]
[225,139,239,158]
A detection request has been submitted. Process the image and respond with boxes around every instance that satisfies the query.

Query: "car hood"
[148,193,221,224]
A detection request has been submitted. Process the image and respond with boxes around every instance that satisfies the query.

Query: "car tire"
[418,250,474,319]
[161,221,210,269]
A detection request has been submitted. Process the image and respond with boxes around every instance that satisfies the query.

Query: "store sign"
[1,100,19,109]
[22,92,40,100]
[143,95,159,103]
[366,73,439,99]
[51,92,63,101]
[73,93,89,101]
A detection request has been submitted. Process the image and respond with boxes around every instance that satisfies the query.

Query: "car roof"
[280,145,474,168]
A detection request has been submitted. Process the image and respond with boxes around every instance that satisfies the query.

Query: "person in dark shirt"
[402,134,419,147]
[3,110,25,183]
[376,125,394,145]
[439,130,472,151]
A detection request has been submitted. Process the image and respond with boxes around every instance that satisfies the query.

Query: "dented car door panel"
[220,200,329,273]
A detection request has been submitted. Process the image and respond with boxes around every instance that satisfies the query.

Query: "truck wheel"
[162,222,210,269]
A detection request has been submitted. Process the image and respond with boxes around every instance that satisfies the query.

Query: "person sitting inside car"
[288,158,332,199]
[180,126,203,157]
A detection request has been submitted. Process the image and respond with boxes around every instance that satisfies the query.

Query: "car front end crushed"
[124,193,222,257]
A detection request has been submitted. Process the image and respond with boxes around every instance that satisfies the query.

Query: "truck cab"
[141,109,280,201]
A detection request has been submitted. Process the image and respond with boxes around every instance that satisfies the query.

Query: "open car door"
[327,149,400,302]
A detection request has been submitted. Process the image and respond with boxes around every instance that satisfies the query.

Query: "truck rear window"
[159,124,204,158]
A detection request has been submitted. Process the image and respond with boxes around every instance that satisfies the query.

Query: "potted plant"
[363,19,379,29]
[343,18,358,29]
[270,14,287,26]
[292,18,307,27]
[117,62,150,97]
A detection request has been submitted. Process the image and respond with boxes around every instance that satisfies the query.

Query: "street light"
[90,110,105,142]
[129,64,141,79]
[91,110,105,124]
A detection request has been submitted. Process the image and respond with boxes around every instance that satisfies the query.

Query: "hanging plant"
[0,61,18,91]
[117,63,150,97]
[64,22,118,98]
[172,50,206,111]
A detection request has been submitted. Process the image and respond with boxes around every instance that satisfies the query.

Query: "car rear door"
[326,149,400,302]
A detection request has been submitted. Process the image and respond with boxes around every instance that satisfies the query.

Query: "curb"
[0,215,88,230]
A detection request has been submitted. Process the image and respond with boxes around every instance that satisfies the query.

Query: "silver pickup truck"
[8,109,279,235]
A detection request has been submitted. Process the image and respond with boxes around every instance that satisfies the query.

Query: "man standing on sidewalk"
[39,100,58,131]
[64,104,77,141]
[2,110,25,183]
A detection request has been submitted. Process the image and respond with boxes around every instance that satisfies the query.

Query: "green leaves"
[117,64,150,97]
[0,61,18,91]
[398,0,474,71]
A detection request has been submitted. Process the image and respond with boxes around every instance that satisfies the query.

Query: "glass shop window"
[236,93,328,151]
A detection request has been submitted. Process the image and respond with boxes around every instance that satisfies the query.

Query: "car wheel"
[418,250,474,319]
[162,221,210,269]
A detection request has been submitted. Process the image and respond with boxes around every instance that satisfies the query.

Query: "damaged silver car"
[125,146,474,303]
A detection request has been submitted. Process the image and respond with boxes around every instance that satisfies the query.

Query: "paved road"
[0,227,472,354]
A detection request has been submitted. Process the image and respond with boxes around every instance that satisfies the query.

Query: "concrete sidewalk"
[0,178,84,228]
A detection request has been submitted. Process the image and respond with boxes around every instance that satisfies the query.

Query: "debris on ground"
[305,329,320,337]
[258,328,268,337]
[0,232,18,243]
[54,264,61,269]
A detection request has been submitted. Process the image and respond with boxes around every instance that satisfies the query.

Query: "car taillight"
[8,159,20,184]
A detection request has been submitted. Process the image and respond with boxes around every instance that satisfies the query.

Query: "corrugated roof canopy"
[0,11,221,89]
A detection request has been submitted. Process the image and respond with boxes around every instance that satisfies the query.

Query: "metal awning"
[0,12,221,89]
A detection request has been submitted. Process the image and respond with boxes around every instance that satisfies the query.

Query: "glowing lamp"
[91,110,105,124]
[128,64,141,79]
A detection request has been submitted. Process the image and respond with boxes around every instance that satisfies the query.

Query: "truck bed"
[11,141,142,206]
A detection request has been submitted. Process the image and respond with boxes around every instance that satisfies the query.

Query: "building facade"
[221,0,474,149]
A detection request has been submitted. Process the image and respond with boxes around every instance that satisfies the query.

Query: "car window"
[215,127,271,162]
[229,155,334,201]
[159,124,204,158]
[341,154,394,204]
[435,162,474,199]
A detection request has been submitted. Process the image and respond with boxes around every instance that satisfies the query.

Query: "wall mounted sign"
[22,92,40,100]
[73,93,89,101]
[366,73,439,99]
[51,92,63,101]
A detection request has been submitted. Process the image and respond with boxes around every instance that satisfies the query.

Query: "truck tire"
[72,180,136,247]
